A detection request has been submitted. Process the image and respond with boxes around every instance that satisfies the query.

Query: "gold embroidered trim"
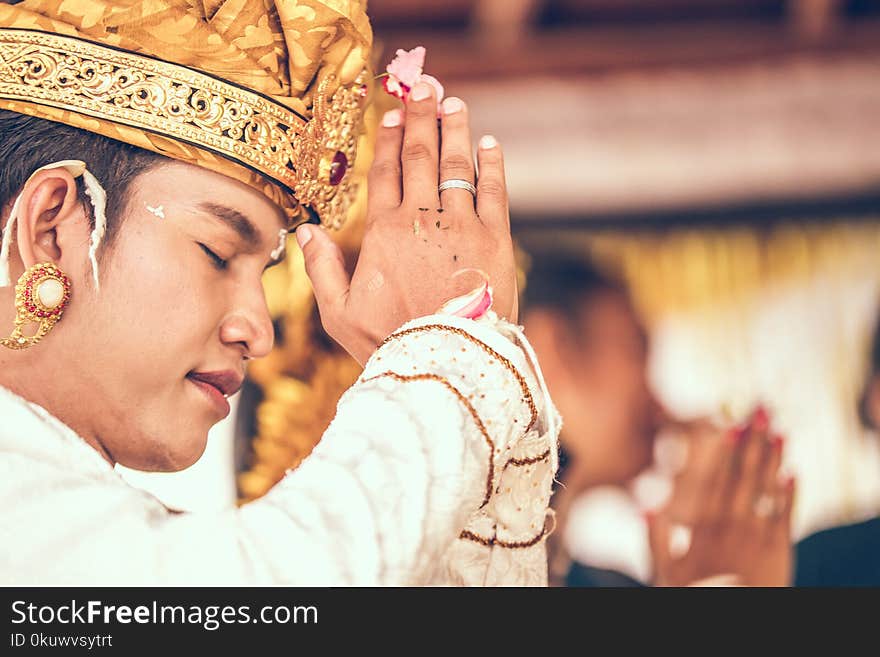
[459,528,546,549]
[381,324,538,431]
[506,449,551,468]
[0,29,367,228]
[361,370,496,508]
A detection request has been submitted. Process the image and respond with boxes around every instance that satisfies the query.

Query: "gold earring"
[1,263,72,350]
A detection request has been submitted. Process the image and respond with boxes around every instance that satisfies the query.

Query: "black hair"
[522,252,627,319]
[523,253,630,485]
[0,110,164,254]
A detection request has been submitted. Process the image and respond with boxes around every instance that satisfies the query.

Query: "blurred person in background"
[524,253,795,586]
[522,255,663,586]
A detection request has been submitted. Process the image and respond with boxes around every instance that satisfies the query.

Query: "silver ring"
[668,523,693,559]
[753,494,778,519]
[438,178,477,197]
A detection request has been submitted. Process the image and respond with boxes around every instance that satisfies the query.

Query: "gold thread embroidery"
[0,29,367,228]
[382,325,538,431]
[459,528,547,549]
[506,449,551,468]
[361,370,495,508]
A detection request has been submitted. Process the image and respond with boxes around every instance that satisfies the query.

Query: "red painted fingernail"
[752,404,770,432]
[771,433,785,450]
[724,427,739,443]
[726,424,748,444]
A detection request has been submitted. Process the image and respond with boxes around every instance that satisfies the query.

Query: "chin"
[120,431,209,473]
[162,436,209,472]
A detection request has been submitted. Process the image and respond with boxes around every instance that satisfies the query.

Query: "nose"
[218,283,275,359]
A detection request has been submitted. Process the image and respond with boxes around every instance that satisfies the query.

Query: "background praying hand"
[647,407,796,587]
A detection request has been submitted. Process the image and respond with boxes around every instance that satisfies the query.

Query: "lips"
[186,370,243,418]
[187,370,243,398]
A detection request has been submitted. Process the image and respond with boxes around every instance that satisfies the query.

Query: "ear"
[13,168,85,270]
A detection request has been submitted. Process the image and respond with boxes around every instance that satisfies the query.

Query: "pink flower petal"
[383,46,445,114]
[386,46,426,89]
[383,76,409,101]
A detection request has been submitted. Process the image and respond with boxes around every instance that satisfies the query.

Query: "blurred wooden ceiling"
[369,0,880,80]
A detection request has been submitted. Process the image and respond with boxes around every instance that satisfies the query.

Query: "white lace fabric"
[0,313,559,585]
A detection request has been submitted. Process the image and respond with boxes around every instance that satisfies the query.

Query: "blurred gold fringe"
[595,221,880,521]
[521,221,880,326]
[237,92,380,503]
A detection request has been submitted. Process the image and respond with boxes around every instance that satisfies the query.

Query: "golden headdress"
[0,0,374,229]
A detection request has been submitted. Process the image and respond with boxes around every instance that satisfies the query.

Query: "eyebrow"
[197,201,288,268]
[198,202,259,245]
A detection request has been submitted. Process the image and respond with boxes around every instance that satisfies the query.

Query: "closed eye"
[198,243,229,270]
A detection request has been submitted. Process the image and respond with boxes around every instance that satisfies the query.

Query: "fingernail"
[726,424,747,444]
[442,97,464,115]
[382,109,402,128]
[752,404,770,432]
[295,224,313,248]
[411,82,432,102]
[778,468,795,486]
[479,134,498,149]
[771,433,785,450]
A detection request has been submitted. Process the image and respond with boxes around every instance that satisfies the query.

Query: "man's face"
[52,162,285,471]
[530,291,660,486]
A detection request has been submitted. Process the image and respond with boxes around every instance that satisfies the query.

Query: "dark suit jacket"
[565,516,880,586]
[795,517,880,587]
[566,561,644,587]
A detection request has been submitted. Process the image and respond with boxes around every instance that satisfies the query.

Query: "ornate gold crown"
[0,28,370,229]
